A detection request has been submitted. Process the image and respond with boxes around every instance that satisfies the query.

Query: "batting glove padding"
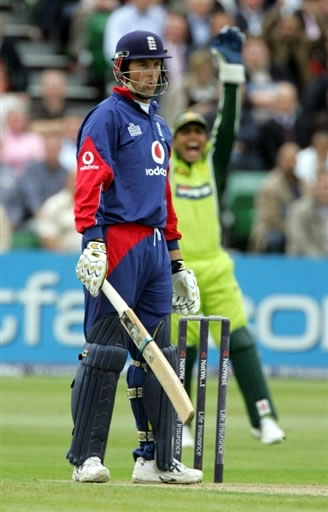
[76,241,108,297]
[171,261,200,315]
[211,26,245,84]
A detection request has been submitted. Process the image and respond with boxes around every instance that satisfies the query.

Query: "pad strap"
[138,431,154,442]
[130,359,148,369]
[127,387,143,399]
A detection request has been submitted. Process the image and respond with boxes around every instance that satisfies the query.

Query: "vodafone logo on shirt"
[145,141,167,176]
[82,151,94,165]
[78,137,100,171]
[80,150,99,170]
[151,141,165,165]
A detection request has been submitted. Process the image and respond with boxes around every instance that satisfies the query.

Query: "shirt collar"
[112,86,159,113]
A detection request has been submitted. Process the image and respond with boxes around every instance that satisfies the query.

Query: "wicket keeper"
[170,26,285,447]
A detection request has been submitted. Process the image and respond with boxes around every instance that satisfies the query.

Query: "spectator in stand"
[258,81,303,170]
[214,0,237,16]
[183,0,215,49]
[16,132,68,230]
[1,102,45,175]
[229,93,265,171]
[242,36,289,123]
[0,138,21,245]
[0,94,28,141]
[68,0,119,100]
[35,0,80,52]
[297,72,328,148]
[250,142,305,253]
[0,19,28,135]
[160,48,219,129]
[0,28,28,93]
[210,9,234,36]
[234,0,267,36]
[318,0,328,34]
[262,10,312,94]
[103,0,168,65]
[65,0,91,63]
[31,69,68,123]
[162,10,191,84]
[35,168,81,252]
[0,160,23,231]
[295,131,328,186]
[158,10,192,120]
[286,172,328,256]
[294,0,328,77]
[83,0,119,98]
[58,113,83,172]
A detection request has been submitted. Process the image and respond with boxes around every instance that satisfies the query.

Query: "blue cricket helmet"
[112,30,171,96]
[113,30,171,61]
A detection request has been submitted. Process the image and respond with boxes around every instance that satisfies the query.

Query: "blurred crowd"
[0,0,327,256]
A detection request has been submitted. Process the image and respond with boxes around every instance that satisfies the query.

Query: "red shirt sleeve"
[74,136,114,234]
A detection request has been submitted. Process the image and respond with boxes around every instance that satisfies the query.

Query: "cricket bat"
[102,280,194,425]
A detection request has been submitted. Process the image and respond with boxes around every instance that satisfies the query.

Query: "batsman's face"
[128,58,162,98]
[173,123,208,163]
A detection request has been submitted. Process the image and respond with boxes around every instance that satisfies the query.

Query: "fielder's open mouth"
[185,142,201,157]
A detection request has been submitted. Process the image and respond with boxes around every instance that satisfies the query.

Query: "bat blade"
[102,280,194,424]
[121,309,194,424]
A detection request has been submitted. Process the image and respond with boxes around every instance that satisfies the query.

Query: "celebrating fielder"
[170,27,285,447]
[67,30,201,484]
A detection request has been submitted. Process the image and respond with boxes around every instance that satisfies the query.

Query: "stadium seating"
[222,170,267,249]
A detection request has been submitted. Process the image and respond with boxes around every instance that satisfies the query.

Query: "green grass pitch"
[1,375,328,511]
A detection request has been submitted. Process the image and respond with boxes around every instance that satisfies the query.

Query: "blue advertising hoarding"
[0,251,327,376]
[233,254,328,376]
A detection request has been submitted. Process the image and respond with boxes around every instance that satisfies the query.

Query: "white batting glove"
[76,241,107,297]
[171,260,200,315]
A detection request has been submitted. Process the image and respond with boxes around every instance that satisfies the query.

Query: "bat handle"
[139,335,153,353]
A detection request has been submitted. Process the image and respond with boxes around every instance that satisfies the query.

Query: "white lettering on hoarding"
[0,272,327,352]
[256,295,320,351]
[0,289,17,343]
[17,272,57,346]
[244,295,327,352]
[54,292,84,347]
[0,271,84,347]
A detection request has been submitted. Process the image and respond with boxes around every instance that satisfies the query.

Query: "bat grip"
[139,335,153,354]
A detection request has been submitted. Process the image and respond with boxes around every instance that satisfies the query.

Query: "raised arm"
[209,27,245,199]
